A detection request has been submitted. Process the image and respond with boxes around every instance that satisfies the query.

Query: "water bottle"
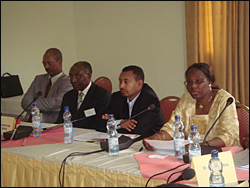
[188,125,201,163]
[63,106,73,144]
[208,150,225,187]
[106,114,119,156]
[173,115,185,160]
[31,103,42,137]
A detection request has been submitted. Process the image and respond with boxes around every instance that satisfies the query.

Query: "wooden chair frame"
[94,76,112,93]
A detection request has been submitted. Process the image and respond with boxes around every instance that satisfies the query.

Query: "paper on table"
[145,139,190,150]
[73,131,138,142]
[233,149,249,167]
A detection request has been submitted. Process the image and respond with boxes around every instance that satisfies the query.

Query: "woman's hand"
[243,132,249,149]
[142,134,160,151]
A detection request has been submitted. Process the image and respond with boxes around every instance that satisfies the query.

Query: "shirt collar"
[78,81,92,96]
[49,72,63,85]
[127,91,141,105]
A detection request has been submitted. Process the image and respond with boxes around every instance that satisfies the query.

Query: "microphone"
[117,104,156,127]
[169,168,195,184]
[100,104,156,151]
[201,97,234,155]
[3,91,42,140]
[156,168,195,187]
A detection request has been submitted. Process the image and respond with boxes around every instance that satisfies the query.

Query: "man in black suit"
[55,61,111,129]
[99,65,165,137]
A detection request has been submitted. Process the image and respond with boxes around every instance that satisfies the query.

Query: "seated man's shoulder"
[34,73,48,79]
[94,84,111,96]
[63,89,75,97]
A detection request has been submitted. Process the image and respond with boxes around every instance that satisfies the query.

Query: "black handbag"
[1,72,23,98]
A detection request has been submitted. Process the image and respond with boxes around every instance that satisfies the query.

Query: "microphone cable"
[59,149,104,187]
[166,166,190,183]
[145,163,188,187]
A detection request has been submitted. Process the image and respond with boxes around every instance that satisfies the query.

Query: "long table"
[1,124,249,187]
[1,126,167,187]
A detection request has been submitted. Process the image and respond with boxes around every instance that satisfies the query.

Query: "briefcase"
[1,72,23,98]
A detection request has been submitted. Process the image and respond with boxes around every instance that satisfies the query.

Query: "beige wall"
[1,1,187,100]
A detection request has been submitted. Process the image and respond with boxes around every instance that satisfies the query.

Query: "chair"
[94,76,112,93]
[235,101,249,148]
[160,96,180,123]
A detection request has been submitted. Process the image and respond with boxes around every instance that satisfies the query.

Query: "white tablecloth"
[1,126,166,187]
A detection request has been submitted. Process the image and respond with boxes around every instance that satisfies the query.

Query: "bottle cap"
[108,114,114,119]
[211,149,218,157]
[33,103,37,107]
[191,125,197,130]
[64,106,69,111]
[175,115,180,120]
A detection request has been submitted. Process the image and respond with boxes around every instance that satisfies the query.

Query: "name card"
[1,116,15,135]
[190,151,237,187]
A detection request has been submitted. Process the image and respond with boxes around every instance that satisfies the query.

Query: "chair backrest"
[160,96,180,123]
[236,101,249,147]
[94,76,112,93]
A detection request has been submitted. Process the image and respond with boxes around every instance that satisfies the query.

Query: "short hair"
[74,61,92,74]
[122,65,144,82]
[45,48,62,61]
[185,62,215,83]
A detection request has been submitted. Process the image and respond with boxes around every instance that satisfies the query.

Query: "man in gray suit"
[21,48,72,123]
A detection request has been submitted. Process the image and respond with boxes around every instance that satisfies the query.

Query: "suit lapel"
[73,83,96,118]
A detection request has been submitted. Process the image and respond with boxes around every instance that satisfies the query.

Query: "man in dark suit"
[99,65,165,137]
[55,61,111,129]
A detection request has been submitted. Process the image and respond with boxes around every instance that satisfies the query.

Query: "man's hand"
[120,119,137,132]
[102,114,109,120]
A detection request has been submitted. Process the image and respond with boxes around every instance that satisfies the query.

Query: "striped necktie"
[77,91,84,110]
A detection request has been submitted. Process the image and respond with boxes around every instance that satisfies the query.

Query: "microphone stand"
[5,92,42,140]
[201,100,232,155]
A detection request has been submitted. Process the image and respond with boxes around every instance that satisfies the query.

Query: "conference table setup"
[1,121,249,187]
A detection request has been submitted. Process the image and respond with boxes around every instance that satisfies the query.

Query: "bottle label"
[174,139,185,151]
[64,127,73,137]
[189,150,201,162]
[32,121,41,131]
[108,138,119,150]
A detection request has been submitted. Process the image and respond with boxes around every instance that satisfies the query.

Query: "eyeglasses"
[68,74,87,80]
[184,78,208,86]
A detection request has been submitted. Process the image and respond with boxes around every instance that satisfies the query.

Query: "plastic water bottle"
[173,115,185,160]
[188,125,201,163]
[209,150,225,187]
[106,114,119,156]
[31,103,42,137]
[63,106,73,144]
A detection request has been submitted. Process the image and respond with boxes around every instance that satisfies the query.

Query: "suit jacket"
[96,83,165,137]
[21,72,73,123]
[55,82,111,130]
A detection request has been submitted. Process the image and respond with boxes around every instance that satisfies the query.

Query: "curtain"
[185,1,249,106]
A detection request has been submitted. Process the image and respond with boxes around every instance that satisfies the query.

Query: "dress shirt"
[116,92,141,129]
[77,81,92,107]
[50,72,63,86]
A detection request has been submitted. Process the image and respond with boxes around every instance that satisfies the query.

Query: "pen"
[139,147,143,152]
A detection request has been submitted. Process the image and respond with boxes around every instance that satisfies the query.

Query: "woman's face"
[185,68,212,99]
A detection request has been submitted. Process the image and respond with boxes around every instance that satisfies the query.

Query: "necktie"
[77,91,84,110]
[45,78,52,98]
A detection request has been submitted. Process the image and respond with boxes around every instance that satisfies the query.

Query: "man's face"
[119,70,143,101]
[42,51,62,77]
[69,64,91,91]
